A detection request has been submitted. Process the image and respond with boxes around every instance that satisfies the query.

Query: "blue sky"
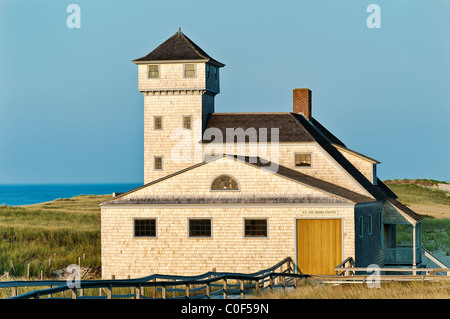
[0,0,449,184]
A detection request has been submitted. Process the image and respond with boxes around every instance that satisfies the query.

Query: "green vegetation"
[384,178,448,187]
[0,195,109,278]
[397,219,450,254]
[385,183,450,207]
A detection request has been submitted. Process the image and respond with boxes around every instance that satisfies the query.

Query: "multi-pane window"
[154,116,163,130]
[184,64,195,77]
[189,219,211,238]
[183,116,192,129]
[244,219,268,237]
[294,153,311,167]
[134,219,156,237]
[148,65,159,78]
[154,157,163,170]
[211,175,239,191]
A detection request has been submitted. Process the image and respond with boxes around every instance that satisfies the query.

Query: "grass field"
[0,195,110,278]
[252,279,450,299]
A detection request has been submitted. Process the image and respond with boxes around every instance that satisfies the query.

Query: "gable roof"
[202,113,316,143]
[201,112,396,201]
[333,144,380,164]
[133,31,224,67]
[234,155,375,204]
[101,154,376,205]
[387,199,424,223]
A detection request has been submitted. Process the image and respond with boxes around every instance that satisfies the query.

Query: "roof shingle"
[133,31,224,67]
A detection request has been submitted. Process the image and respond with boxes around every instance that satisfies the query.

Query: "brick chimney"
[293,88,312,120]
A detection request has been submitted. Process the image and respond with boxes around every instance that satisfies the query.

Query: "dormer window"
[211,175,239,191]
[184,64,195,77]
[294,153,311,167]
[148,65,159,78]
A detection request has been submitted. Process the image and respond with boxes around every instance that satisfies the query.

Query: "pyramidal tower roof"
[133,28,225,67]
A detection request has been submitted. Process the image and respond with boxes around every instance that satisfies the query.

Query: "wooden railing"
[334,256,450,279]
[2,257,309,299]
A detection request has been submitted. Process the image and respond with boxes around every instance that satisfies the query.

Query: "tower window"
[154,116,163,130]
[184,64,195,77]
[214,67,218,80]
[148,65,159,78]
[183,116,192,129]
[154,157,163,170]
[294,153,311,167]
[211,175,239,191]
[206,64,210,78]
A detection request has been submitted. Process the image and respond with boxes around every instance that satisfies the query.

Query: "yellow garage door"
[297,219,342,275]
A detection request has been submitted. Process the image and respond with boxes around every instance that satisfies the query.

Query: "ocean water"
[0,183,141,206]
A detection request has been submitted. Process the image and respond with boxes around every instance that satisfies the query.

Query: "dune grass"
[385,183,450,207]
[0,195,109,278]
[252,279,450,299]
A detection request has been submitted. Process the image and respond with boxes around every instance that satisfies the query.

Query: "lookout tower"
[133,29,225,183]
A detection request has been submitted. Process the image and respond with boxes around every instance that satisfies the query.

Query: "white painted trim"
[333,143,380,164]
[101,203,357,209]
[134,59,210,64]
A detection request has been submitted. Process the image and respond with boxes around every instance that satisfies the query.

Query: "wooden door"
[297,219,342,275]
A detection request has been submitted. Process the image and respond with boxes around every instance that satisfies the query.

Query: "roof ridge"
[288,112,316,140]
[179,33,209,60]
[135,32,178,61]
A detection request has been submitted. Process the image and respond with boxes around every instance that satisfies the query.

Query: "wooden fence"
[2,257,305,299]
[2,256,450,299]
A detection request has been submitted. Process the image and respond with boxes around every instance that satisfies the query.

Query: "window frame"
[243,218,269,238]
[148,64,159,79]
[188,218,212,238]
[294,152,312,168]
[184,64,196,78]
[183,115,192,130]
[133,218,157,238]
[154,116,163,130]
[154,156,163,170]
[359,216,364,238]
[210,174,240,192]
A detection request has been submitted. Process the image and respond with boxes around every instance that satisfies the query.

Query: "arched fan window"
[211,175,239,191]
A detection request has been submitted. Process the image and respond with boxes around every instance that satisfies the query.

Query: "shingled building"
[100,30,425,278]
